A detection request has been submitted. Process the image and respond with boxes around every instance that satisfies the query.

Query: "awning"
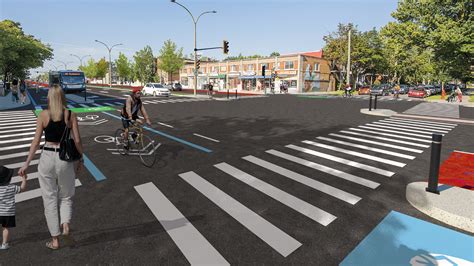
[239,75,272,80]
[218,74,226,79]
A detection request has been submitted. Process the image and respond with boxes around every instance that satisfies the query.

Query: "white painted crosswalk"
[132,115,458,263]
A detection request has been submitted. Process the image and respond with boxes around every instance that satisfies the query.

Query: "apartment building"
[179,50,335,93]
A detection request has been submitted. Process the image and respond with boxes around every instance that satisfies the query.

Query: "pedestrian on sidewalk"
[11,79,19,103]
[19,80,27,104]
[18,85,84,250]
[455,86,462,103]
[0,166,27,250]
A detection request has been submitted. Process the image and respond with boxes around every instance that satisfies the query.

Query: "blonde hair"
[47,85,66,121]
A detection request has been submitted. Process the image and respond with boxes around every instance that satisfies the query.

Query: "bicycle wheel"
[114,128,128,155]
[138,134,156,167]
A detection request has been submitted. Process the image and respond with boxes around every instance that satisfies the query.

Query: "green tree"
[95,58,108,79]
[115,52,132,83]
[133,45,154,85]
[79,58,97,79]
[270,51,280,57]
[0,20,53,81]
[157,40,184,80]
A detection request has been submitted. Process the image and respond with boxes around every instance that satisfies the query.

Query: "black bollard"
[369,94,373,111]
[374,95,378,110]
[426,134,442,194]
[235,89,237,99]
[227,89,229,99]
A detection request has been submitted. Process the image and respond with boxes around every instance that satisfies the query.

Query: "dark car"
[391,84,409,94]
[171,82,183,91]
[370,84,391,96]
[424,85,436,95]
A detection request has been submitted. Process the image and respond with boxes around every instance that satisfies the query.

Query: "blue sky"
[1,0,398,74]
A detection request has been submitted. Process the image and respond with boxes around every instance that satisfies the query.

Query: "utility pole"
[346,29,351,86]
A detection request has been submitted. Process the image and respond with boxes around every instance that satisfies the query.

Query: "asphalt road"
[1,89,473,265]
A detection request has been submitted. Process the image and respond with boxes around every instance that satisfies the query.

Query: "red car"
[408,87,427,98]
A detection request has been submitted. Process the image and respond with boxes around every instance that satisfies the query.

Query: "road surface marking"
[383,119,456,130]
[0,131,35,139]
[16,179,81,203]
[0,120,37,127]
[79,104,90,108]
[11,172,40,183]
[0,117,37,122]
[360,125,434,138]
[104,103,116,107]
[387,118,457,127]
[366,123,447,135]
[179,171,302,257]
[92,103,103,107]
[349,128,432,143]
[267,149,380,189]
[215,162,337,226]
[158,122,174,128]
[5,159,39,169]
[0,150,41,160]
[0,141,45,151]
[0,136,37,144]
[375,121,452,132]
[338,131,429,148]
[242,155,361,205]
[193,133,220,143]
[0,127,37,134]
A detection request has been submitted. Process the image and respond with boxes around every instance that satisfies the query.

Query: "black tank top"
[44,111,66,142]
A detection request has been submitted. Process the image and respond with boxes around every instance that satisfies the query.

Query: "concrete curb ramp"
[406,182,474,233]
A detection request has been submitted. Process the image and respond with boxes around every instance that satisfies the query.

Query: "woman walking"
[18,85,83,250]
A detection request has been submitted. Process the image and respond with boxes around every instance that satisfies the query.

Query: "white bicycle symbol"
[94,135,116,144]
[77,115,99,122]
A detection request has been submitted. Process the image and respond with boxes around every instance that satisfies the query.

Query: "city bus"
[49,70,86,93]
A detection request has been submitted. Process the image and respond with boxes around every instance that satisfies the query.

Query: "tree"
[0,20,53,81]
[133,45,154,85]
[115,52,132,83]
[157,40,184,80]
[270,51,280,57]
[95,58,108,79]
[79,58,97,79]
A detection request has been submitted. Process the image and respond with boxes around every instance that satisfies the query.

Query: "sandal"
[46,241,59,250]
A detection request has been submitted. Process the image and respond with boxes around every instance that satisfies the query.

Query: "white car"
[142,83,170,97]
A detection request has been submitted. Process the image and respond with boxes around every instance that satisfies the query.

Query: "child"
[0,166,26,250]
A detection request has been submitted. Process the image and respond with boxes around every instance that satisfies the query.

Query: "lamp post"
[170,0,216,96]
[70,54,91,68]
[57,61,73,70]
[95,40,123,88]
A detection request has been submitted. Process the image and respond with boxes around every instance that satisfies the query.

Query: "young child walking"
[0,166,26,250]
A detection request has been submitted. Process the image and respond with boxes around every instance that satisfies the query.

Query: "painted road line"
[0,123,37,130]
[114,102,123,105]
[16,179,81,203]
[92,103,104,107]
[134,182,230,265]
[179,171,302,257]
[215,162,337,226]
[0,115,36,120]
[316,136,416,159]
[375,121,452,132]
[0,150,41,160]
[387,118,457,127]
[102,111,212,153]
[0,127,37,134]
[301,141,406,167]
[0,110,33,115]
[0,131,35,139]
[158,122,174,128]
[11,172,40,183]
[99,91,109,93]
[0,141,45,151]
[287,144,397,176]
[349,128,432,143]
[338,131,429,148]
[0,136,37,144]
[83,154,107,181]
[142,102,151,105]
[79,104,90,108]
[67,104,75,109]
[242,155,361,205]
[0,120,38,127]
[5,159,39,169]
[360,125,434,138]
[365,123,447,135]
[0,116,37,122]
[104,103,116,107]
[383,119,456,130]
[267,149,380,189]
[193,133,220,143]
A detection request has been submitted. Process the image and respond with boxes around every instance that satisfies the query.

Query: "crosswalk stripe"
[114,102,123,105]
[179,171,302,257]
[79,104,89,108]
[0,150,41,160]
[0,131,35,139]
[301,141,406,167]
[329,133,423,153]
[0,141,45,151]
[352,128,432,143]
[16,179,81,203]
[388,117,457,127]
[0,115,36,120]
[384,118,456,129]
[0,117,37,122]
[286,145,396,176]
[339,130,430,147]
[92,103,103,107]
[375,121,452,132]
[0,127,36,134]
[134,182,230,265]
[366,123,446,135]
[266,149,380,189]
[104,103,116,107]
[0,110,33,115]
[215,162,337,226]
[4,159,39,169]
[0,120,37,127]
[242,155,361,205]
[11,172,40,183]
[0,123,37,130]
[67,104,75,109]
[316,137,416,159]
[0,136,36,144]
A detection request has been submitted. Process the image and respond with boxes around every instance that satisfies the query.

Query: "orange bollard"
[441,82,446,100]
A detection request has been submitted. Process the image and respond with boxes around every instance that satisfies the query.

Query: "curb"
[360,108,397,117]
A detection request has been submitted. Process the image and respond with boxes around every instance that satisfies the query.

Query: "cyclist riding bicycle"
[121,88,152,149]
[344,84,352,97]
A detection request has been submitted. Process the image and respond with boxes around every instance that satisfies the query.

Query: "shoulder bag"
[59,110,82,162]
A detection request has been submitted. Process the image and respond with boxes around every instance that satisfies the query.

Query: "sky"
[1,0,398,76]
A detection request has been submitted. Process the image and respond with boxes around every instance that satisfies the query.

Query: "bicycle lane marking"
[102,111,213,153]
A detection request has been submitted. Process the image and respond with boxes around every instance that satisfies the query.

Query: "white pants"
[38,146,76,237]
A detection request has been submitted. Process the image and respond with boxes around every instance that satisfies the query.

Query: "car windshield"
[153,84,164,88]
[372,86,381,90]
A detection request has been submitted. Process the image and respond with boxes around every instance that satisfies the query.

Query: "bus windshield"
[61,73,84,84]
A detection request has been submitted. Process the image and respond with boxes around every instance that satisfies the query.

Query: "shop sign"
[277,70,297,75]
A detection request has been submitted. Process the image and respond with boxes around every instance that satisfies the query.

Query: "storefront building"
[179,50,335,93]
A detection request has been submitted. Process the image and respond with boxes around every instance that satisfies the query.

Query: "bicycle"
[114,119,159,167]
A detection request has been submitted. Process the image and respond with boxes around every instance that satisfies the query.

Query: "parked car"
[370,84,391,96]
[408,87,427,98]
[390,84,409,94]
[142,83,170,97]
[424,85,436,95]
[358,85,371,95]
[171,82,183,91]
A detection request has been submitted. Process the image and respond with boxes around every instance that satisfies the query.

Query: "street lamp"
[171,0,216,96]
[95,40,123,88]
[57,61,73,70]
[50,65,59,71]
[70,54,91,68]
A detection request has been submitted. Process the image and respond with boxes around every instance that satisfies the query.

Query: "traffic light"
[223,40,229,54]
[196,59,201,70]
